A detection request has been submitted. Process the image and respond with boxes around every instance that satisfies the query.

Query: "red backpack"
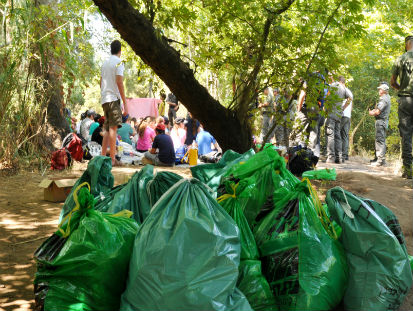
[62,133,84,161]
[51,148,72,170]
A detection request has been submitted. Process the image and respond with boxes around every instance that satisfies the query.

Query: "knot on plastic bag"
[77,187,95,212]
[294,181,310,195]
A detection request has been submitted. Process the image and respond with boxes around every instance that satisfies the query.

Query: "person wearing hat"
[117,114,135,145]
[369,83,391,167]
[390,35,413,178]
[80,109,96,141]
[143,123,175,166]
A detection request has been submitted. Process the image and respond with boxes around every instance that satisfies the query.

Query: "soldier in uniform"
[391,35,413,179]
[259,87,275,143]
[369,84,391,167]
[326,76,352,163]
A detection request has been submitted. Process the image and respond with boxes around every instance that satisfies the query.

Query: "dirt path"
[0,160,412,311]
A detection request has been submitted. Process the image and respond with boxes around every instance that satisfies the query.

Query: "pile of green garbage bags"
[34,152,412,311]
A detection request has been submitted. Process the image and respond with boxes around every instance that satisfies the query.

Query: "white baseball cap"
[377,84,389,91]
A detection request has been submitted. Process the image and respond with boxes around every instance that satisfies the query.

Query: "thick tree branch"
[92,0,252,152]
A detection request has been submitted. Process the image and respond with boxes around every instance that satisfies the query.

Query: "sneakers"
[369,157,378,163]
[326,158,335,164]
[371,161,385,167]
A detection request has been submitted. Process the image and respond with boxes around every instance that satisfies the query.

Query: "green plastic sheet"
[219,195,276,311]
[59,156,114,222]
[302,168,336,180]
[190,149,255,193]
[254,181,348,311]
[326,187,413,311]
[120,178,252,311]
[34,185,139,311]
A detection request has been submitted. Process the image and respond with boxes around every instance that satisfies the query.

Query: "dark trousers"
[340,116,351,159]
[398,97,413,171]
[326,117,341,160]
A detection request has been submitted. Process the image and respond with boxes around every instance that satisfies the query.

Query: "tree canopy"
[0,0,412,165]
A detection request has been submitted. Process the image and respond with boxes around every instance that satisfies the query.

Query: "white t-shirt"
[100,55,124,105]
[342,88,353,118]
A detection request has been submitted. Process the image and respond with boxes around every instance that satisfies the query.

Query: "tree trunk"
[92,0,252,153]
[33,0,70,149]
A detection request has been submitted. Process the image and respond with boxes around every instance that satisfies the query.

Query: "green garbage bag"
[326,187,413,311]
[191,149,255,193]
[220,148,299,227]
[147,170,182,206]
[94,166,182,223]
[254,180,347,311]
[302,168,336,180]
[34,183,139,311]
[219,193,276,311]
[410,255,413,272]
[120,178,252,311]
[94,165,154,223]
[59,156,114,221]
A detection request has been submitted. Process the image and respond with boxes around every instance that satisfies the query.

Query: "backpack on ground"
[51,148,72,170]
[62,133,84,161]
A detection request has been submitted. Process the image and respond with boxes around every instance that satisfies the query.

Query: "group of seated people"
[78,109,220,167]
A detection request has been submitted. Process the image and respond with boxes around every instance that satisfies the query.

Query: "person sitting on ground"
[91,116,105,146]
[196,125,221,156]
[117,114,136,145]
[80,109,95,141]
[89,113,101,136]
[170,118,186,150]
[130,117,137,130]
[163,115,170,134]
[184,112,200,145]
[136,116,156,153]
[143,123,175,167]
[156,116,165,125]
[76,112,86,135]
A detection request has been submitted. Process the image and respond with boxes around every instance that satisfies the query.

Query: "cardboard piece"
[39,176,77,202]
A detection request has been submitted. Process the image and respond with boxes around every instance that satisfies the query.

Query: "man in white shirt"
[340,87,353,161]
[100,40,128,165]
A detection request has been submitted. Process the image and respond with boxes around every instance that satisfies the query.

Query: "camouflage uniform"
[374,94,391,164]
[261,93,275,141]
[326,82,353,161]
[392,50,413,175]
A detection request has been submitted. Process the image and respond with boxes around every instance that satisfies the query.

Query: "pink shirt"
[137,127,155,151]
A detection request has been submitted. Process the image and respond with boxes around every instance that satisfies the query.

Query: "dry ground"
[0,159,412,311]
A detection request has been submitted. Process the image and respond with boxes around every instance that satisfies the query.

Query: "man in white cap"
[369,83,391,166]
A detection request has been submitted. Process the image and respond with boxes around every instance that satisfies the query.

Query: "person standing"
[326,77,352,163]
[391,35,413,179]
[340,87,354,161]
[166,93,179,125]
[369,84,391,166]
[295,81,319,153]
[100,40,128,166]
[259,87,275,143]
